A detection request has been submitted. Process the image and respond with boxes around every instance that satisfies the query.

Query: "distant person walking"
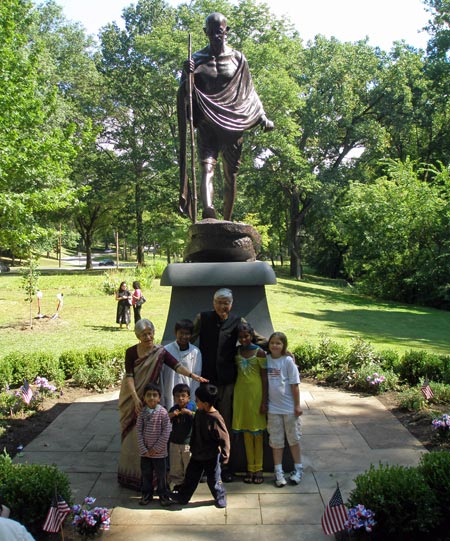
[115,281,132,330]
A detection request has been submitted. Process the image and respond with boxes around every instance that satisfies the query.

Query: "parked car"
[99,258,114,266]
[0,262,10,273]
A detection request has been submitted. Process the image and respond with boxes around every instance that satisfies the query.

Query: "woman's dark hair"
[132,281,140,289]
[118,281,127,292]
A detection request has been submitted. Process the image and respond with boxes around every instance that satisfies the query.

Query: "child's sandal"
[253,471,264,484]
[243,472,253,483]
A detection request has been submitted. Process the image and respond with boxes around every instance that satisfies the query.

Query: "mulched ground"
[1,384,448,458]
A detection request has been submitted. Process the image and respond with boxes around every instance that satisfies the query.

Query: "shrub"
[348,463,440,540]
[346,338,380,369]
[0,357,13,390]
[59,350,87,379]
[398,350,445,385]
[292,343,318,371]
[347,363,399,394]
[418,451,450,532]
[31,352,60,383]
[73,364,119,391]
[4,352,40,386]
[397,387,429,412]
[379,349,401,371]
[0,451,71,537]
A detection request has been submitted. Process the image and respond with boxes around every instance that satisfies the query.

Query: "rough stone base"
[184,219,262,262]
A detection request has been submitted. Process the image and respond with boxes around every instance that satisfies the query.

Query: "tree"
[0,0,79,258]
[98,0,183,265]
[339,159,450,307]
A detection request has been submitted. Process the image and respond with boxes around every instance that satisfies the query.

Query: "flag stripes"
[321,485,348,535]
[43,496,71,533]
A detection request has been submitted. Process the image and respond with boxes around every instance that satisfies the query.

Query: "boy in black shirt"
[168,383,197,489]
[170,384,230,508]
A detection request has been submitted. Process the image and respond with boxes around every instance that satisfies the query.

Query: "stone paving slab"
[14,382,427,541]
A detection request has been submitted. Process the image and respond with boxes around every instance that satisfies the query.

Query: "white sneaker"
[274,471,287,487]
[289,469,303,484]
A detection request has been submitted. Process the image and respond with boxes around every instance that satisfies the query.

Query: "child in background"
[232,322,267,484]
[168,383,197,489]
[266,332,303,487]
[136,383,172,506]
[131,281,143,324]
[170,384,229,508]
[161,319,202,409]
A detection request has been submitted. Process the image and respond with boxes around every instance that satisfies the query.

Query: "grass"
[1,269,450,357]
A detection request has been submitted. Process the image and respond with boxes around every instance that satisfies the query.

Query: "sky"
[52,0,432,51]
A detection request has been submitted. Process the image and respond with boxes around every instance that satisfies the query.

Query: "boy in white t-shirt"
[266,331,303,487]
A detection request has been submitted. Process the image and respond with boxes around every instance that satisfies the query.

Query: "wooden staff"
[187,33,197,223]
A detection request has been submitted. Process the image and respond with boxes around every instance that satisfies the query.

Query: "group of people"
[115,281,145,329]
[117,287,303,509]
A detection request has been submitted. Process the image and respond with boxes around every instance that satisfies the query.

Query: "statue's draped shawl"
[178,51,265,218]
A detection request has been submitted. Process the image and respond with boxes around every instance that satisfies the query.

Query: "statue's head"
[204,12,229,42]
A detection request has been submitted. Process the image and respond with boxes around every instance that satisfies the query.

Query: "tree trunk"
[135,179,145,266]
[85,233,93,270]
[289,192,303,280]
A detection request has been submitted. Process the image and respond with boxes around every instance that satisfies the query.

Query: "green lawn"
[1,271,449,357]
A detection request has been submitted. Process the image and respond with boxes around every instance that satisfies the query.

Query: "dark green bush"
[84,347,116,368]
[346,338,380,369]
[0,357,13,390]
[5,352,41,386]
[348,463,440,541]
[59,349,87,378]
[398,350,445,385]
[379,349,401,371]
[0,452,71,538]
[30,352,60,382]
[73,363,120,391]
[293,343,318,370]
[418,451,450,537]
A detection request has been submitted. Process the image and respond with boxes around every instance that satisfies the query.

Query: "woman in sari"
[118,319,207,490]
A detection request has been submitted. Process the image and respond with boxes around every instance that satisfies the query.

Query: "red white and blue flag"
[20,380,33,405]
[321,485,348,535]
[43,495,71,533]
[421,379,434,401]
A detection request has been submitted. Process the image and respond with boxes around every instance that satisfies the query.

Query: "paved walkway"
[15,382,427,541]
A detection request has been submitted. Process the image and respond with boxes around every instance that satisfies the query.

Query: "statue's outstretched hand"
[260,115,274,132]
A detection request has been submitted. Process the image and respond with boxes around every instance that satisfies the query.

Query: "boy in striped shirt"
[136,383,172,506]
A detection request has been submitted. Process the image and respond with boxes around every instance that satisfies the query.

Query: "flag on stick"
[421,379,434,401]
[20,380,33,405]
[321,485,348,535]
[43,495,71,533]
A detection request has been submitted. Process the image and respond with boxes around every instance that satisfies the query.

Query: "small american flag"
[421,379,434,401]
[20,380,33,405]
[321,485,348,535]
[43,495,71,533]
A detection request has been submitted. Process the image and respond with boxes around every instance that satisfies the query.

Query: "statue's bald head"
[204,12,229,36]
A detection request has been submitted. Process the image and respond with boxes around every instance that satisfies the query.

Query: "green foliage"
[102,268,156,295]
[0,358,13,390]
[397,387,430,412]
[398,350,446,385]
[3,352,41,386]
[347,364,399,394]
[419,451,450,536]
[73,364,119,392]
[348,463,440,540]
[0,451,71,537]
[29,351,61,383]
[72,346,124,391]
[59,350,87,379]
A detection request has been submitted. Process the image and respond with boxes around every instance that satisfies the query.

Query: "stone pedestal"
[161,261,276,343]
